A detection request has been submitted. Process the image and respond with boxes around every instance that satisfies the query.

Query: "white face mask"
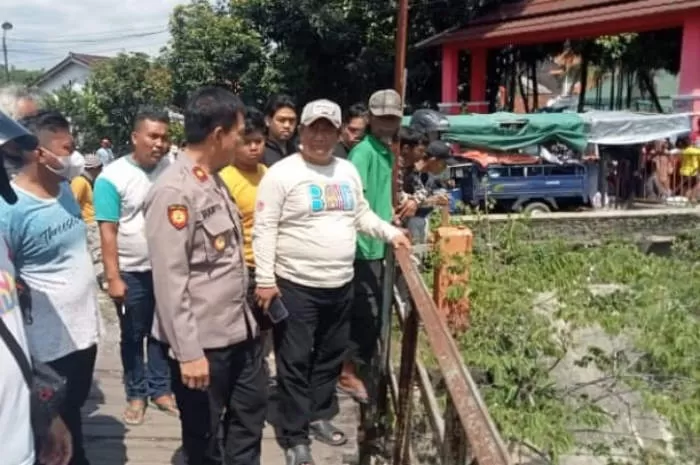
[45,150,85,180]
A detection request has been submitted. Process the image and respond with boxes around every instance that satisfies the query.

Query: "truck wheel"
[522,202,551,215]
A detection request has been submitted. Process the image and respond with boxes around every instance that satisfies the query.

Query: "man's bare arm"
[98,222,120,282]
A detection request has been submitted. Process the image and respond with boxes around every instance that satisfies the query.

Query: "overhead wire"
[9,24,170,40]
[9,39,170,66]
[9,29,168,44]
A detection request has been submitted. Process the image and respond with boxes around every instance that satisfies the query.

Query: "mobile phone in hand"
[267,297,289,324]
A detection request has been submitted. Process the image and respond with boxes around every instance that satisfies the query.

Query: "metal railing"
[357,248,511,465]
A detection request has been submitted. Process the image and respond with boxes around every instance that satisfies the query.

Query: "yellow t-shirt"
[70,175,95,224]
[219,164,267,267]
[680,147,700,177]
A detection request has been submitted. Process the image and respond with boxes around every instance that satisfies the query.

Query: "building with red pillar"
[416,0,700,115]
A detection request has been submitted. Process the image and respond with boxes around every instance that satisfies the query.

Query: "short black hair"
[243,107,266,136]
[399,126,426,148]
[134,106,170,129]
[343,103,368,124]
[18,110,70,138]
[677,136,691,149]
[184,86,245,145]
[263,94,296,118]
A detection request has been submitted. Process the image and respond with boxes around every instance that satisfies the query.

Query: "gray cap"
[368,89,403,118]
[425,140,459,166]
[300,99,342,128]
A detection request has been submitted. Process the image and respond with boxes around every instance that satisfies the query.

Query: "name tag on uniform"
[200,204,221,221]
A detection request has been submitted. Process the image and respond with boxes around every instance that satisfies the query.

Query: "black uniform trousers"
[169,337,267,465]
[273,276,354,449]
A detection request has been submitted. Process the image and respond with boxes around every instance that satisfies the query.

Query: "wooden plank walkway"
[85,292,359,465]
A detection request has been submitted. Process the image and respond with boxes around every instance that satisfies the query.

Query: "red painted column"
[441,45,459,114]
[469,48,488,113]
[679,13,700,96]
[678,12,700,137]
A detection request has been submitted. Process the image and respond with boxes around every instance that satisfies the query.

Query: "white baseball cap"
[300,99,342,128]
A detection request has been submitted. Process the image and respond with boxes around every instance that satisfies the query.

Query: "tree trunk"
[530,61,539,110]
[626,72,634,109]
[518,68,530,113]
[639,70,663,113]
[507,57,517,111]
[577,50,590,113]
[617,67,624,110]
[608,68,616,110]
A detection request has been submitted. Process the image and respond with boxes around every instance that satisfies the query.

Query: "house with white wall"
[33,52,109,94]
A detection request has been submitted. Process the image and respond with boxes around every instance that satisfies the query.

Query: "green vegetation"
[420,215,700,464]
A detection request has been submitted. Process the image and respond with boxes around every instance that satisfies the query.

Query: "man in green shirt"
[340,89,403,402]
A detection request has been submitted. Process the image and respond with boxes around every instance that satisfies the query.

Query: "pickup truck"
[448,161,599,214]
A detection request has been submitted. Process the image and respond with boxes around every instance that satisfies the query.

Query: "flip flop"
[310,420,347,446]
[149,396,179,417]
[123,401,146,426]
[336,383,369,404]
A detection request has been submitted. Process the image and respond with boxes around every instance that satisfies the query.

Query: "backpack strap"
[0,316,33,387]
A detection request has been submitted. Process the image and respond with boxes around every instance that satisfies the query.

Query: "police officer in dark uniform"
[143,87,266,465]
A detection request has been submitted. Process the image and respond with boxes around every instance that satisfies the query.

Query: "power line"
[9,29,168,45]
[10,40,169,67]
[10,23,169,40]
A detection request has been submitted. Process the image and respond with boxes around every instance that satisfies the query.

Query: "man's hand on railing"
[391,232,412,250]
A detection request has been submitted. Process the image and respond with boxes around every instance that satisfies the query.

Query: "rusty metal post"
[442,397,470,464]
[432,226,473,332]
[358,248,396,465]
[392,296,419,465]
[394,0,408,98]
[377,248,396,432]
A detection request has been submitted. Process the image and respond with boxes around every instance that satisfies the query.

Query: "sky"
[3,0,188,71]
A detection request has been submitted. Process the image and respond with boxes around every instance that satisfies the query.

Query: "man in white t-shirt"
[0,110,72,465]
[253,99,410,464]
[93,107,176,425]
[0,110,101,465]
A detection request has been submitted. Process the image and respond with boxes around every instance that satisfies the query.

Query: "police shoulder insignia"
[213,233,227,251]
[167,204,189,230]
[192,166,208,182]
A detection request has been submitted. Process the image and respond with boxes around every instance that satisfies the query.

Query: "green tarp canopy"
[402,112,587,152]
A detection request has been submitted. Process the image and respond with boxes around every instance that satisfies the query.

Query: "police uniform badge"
[213,233,227,251]
[167,204,189,230]
[192,166,208,182]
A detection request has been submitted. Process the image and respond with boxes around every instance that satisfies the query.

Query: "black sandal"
[286,444,315,465]
[310,420,347,446]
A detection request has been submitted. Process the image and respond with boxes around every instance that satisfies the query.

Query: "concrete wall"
[453,208,700,244]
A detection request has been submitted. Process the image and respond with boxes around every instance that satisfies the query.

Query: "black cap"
[0,111,38,204]
[425,140,459,166]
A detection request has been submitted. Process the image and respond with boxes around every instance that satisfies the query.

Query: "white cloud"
[2,0,188,70]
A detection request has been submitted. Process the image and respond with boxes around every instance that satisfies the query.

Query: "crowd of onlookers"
[0,82,457,465]
[606,135,700,203]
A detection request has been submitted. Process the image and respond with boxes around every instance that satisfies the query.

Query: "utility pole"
[2,22,12,82]
[390,0,409,208]
[393,0,409,99]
